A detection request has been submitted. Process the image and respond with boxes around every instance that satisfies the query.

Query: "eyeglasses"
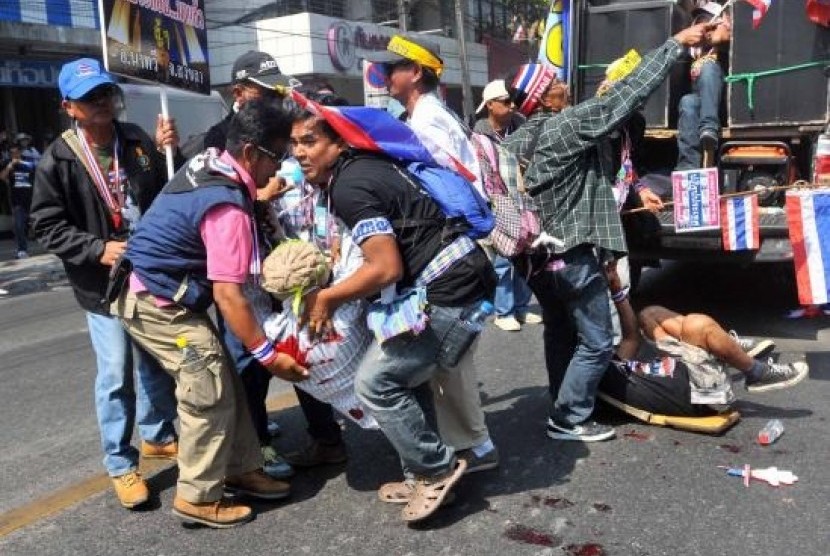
[492,97,513,106]
[76,86,117,104]
[255,144,290,164]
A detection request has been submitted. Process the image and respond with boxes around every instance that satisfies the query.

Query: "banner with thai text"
[672,168,721,233]
[98,0,209,94]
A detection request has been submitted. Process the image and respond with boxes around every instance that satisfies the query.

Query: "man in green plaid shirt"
[503,22,711,442]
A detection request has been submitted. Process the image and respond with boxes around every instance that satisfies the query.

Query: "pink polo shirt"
[130,151,258,303]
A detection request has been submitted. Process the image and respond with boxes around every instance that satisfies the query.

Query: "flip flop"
[378,480,456,505]
[401,459,467,523]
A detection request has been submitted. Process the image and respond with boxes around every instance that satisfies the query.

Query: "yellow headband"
[387,36,443,77]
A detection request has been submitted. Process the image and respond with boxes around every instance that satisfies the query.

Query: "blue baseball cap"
[58,58,117,100]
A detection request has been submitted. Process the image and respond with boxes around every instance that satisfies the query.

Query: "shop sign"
[328,21,391,72]
[0,60,62,88]
[98,0,210,94]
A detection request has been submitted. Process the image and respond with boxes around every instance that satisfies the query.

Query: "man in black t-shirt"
[290,110,495,524]
[0,145,35,258]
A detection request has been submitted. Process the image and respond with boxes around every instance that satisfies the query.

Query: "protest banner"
[672,168,721,233]
[98,0,211,177]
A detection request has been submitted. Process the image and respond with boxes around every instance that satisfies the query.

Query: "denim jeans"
[12,204,28,253]
[526,245,614,425]
[87,312,177,476]
[677,62,724,171]
[493,255,532,317]
[355,303,479,477]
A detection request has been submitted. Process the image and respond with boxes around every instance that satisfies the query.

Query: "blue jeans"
[526,245,614,425]
[355,303,479,477]
[493,255,532,317]
[12,204,28,253]
[677,62,724,170]
[87,312,177,476]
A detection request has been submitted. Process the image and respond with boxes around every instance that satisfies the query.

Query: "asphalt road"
[0,260,828,556]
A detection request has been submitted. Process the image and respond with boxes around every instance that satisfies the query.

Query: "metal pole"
[397,0,408,32]
[454,0,474,122]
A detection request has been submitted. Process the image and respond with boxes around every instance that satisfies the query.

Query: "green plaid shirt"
[504,38,683,255]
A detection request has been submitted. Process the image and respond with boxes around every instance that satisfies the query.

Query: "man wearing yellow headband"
[368,35,499,487]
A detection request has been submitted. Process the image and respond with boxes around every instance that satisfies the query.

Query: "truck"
[571,0,830,286]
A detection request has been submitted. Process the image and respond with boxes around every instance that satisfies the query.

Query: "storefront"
[208,13,490,113]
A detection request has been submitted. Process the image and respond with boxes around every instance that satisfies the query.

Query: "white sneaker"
[493,316,521,331]
[729,330,775,359]
[16,250,28,259]
[517,312,543,325]
[746,359,809,393]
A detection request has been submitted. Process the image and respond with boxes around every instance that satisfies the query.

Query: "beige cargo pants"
[113,289,263,503]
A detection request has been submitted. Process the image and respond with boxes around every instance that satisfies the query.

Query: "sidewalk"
[0,239,66,296]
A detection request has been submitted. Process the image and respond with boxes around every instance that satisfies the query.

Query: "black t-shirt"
[7,158,35,207]
[330,154,495,307]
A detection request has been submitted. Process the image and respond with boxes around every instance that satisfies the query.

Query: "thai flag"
[720,194,760,251]
[290,90,477,183]
[786,189,830,305]
[744,0,773,29]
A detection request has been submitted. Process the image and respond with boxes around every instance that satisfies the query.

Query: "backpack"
[471,132,541,256]
[393,160,495,240]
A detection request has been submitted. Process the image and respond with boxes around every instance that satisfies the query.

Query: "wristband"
[611,286,630,304]
[249,337,279,366]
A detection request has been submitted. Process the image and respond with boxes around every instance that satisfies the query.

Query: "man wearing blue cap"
[30,58,181,509]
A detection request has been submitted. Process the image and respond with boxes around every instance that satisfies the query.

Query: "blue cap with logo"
[58,58,117,100]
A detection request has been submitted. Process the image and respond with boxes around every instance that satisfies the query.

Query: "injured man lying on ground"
[598,261,809,433]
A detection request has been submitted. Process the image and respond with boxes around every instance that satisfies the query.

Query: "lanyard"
[76,125,124,228]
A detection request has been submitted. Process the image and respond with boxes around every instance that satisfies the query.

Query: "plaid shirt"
[505,38,683,255]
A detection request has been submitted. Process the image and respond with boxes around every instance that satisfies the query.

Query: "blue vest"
[127,156,252,311]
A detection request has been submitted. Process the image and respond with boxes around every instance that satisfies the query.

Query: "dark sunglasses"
[492,97,513,106]
[255,144,290,164]
[75,86,117,104]
[382,61,414,78]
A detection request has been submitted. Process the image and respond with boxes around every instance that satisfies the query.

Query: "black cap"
[231,51,297,90]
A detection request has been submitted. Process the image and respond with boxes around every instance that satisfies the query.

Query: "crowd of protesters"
[27,9,809,530]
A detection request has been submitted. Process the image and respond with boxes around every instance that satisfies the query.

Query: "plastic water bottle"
[176,336,199,365]
[463,300,495,333]
[813,134,830,184]
[758,419,784,446]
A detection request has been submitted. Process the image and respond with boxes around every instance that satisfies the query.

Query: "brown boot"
[111,471,149,509]
[224,469,290,500]
[141,440,178,460]
[172,496,253,529]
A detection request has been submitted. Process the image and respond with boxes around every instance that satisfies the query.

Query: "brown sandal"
[378,480,456,505]
[378,480,415,504]
[401,459,467,523]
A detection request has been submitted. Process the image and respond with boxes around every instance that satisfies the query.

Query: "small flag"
[786,188,830,305]
[290,90,477,183]
[720,194,760,251]
[744,0,773,29]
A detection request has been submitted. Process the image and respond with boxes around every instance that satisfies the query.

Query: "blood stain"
[719,444,742,453]
[623,430,651,441]
[673,440,682,446]
[563,543,606,556]
[592,503,612,513]
[543,497,574,509]
[503,524,560,547]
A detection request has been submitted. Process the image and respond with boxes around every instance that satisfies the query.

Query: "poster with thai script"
[537,0,571,81]
[672,168,721,233]
[98,0,209,94]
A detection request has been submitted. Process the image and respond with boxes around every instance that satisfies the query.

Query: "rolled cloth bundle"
[261,240,331,301]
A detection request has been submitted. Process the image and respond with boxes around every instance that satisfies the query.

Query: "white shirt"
[407,93,485,198]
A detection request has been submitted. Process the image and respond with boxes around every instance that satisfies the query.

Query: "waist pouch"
[366,236,475,344]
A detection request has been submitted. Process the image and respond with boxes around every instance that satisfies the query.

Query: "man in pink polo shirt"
[113,101,308,529]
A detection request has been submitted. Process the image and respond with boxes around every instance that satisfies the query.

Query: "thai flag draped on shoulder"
[290,91,494,239]
[744,0,773,29]
[786,188,830,305]
[720,194,760,251]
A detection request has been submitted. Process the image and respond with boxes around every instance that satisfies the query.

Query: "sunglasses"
[255,144,290,164]
[492,97,514,105]
[382,61,415,78]
[75,86,117,104]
